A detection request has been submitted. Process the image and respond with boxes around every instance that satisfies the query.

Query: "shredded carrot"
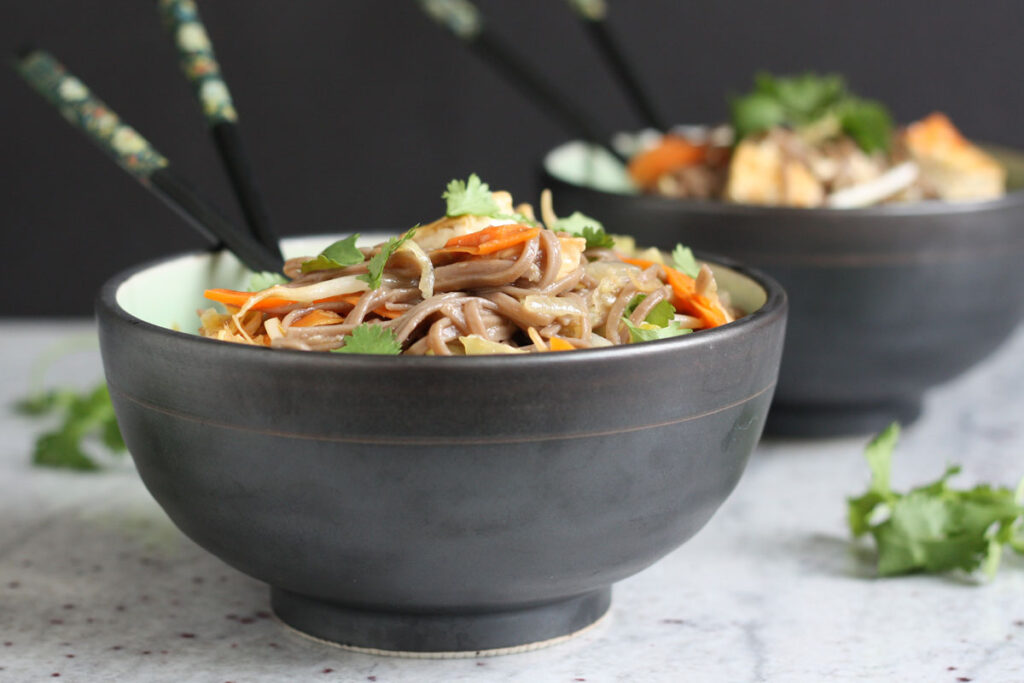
[291,309,344,327]
[443,224,541,255]
[204,289,350,312]
[627,135,707,188]
[619,256,727,329]
[548,336,575,351]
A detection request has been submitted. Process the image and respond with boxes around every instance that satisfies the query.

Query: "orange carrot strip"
[618,256,727,329]
[443,224,541,256]
[204,289,349,312]
[291,309,345,327]
[627,135,707,188]
[548,336,575,351]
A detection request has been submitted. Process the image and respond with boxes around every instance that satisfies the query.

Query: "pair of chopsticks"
[418,0,666,158]
[15,0,283,274]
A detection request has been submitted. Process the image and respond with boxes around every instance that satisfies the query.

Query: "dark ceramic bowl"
[96,236,786,655]
[543,142,1024,436]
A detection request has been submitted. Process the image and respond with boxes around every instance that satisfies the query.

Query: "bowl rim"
[95,238,788,367]
[541,139,1024,218]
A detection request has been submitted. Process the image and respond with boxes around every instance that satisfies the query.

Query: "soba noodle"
[200,179,736,354]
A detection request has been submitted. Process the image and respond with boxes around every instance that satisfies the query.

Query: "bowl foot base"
[271,587,611,657]
[765,399,922,437]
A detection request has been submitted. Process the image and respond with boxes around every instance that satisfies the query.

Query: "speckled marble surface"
[1,320,1023,683]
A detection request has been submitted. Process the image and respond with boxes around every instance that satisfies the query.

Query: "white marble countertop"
[1,320,1022,683]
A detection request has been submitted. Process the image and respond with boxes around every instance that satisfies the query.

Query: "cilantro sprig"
[671,244,700,278]
[332,323,403,355]
[848,423,1024,578]
[358,228,418,291]
[622,319,692,343]
[731,71,893,153]
[14,335,127,471]
[621,294,692,343]
[550,211,614,250]
[442,174,538,225]
[15,383,126,471]
[300,234,365,274]
[444,174,501,217]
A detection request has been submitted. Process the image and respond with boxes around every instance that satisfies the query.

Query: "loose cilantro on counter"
[358,228,418,290]
[848,423,1024,578]
[331,323,402,355]
[15,383,125,471]
[731,72,893,153]
[300,234,365,274]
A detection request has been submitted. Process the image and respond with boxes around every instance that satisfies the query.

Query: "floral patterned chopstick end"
[15,49,169,179]
[157,0,237,125]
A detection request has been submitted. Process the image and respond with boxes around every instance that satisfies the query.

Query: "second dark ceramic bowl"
[96,236,787,656]
[543,143,1024,436]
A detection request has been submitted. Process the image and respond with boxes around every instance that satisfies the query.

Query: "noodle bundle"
[200,176,736,355]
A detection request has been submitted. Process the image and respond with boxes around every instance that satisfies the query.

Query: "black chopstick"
[156,0,283,261]
[565,0,666,131]
[418,0,627,163]
[15,48,284,274]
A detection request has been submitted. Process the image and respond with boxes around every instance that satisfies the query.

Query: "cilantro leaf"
[33,429,100,471]
[551,211,614,249]
[581,226,615,250]
[644,300,676,327]
[443,174,500,217]
[838,97,894,154]
[622,319,692,343]
[755,71,845,123]
[730,92,787,140]
[848,422,1024,578]
[623,295,675,327]
[332,323,403,355]
[730,71,893,153]
[357,228,418,291]
[300,234,365,274]
[17,382,126,472]
[671,244,700,278]
[248,271,289,291]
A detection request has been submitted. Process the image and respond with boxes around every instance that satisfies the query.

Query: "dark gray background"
[3,1,1021,315]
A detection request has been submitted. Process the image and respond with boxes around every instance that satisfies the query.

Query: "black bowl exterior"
[96,251,786,653]
[544,172,1024,436]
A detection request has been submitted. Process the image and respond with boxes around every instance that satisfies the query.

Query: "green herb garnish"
[357,228,418,291]
[300,234,365,274]
[837,97,894,154]
[624,294,676,327]
[443,173,501,217]
[15,383,125,471]
[848,423,1024,578]
[730,71,893,153]
[671,244,700,278]
[622,319,692,343]
[332,323,403,355]
[551,211,614,249]
[248,271,289,291]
